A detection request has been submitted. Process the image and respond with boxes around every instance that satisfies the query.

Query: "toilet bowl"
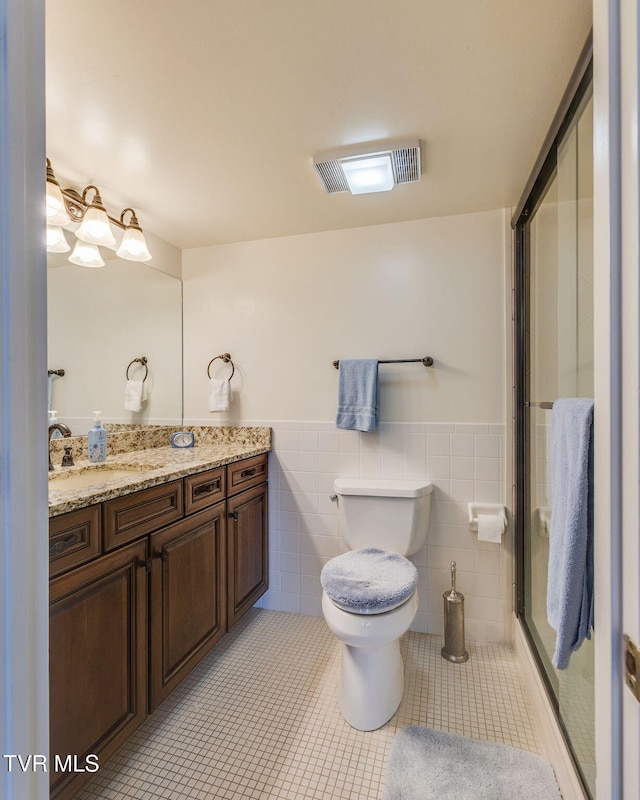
[320,479,432,731]
[322,583,418,731]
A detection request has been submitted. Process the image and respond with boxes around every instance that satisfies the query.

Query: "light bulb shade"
[116,227,152,262]
[46,180,71,226]
[340,154,395,194]
[75,206,116,247]
[46,225,71,253]
[69,241,105,268]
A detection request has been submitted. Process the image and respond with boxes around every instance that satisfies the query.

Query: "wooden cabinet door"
[227,482,268,629]
[149,503,226,710]
[49,539,148,800]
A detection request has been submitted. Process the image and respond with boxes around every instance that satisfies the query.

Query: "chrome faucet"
[48,423,73,471]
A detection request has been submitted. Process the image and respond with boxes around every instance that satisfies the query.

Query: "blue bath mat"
[385,727,561,799]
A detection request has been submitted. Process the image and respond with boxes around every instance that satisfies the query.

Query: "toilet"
[321,478,433,731]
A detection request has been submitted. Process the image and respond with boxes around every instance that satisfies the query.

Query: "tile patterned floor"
[77,609,544,800]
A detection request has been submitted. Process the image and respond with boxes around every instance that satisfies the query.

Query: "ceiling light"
[75,186,117,247]
[340,154,395,195]
[46,225,70,253]
[116,208,152,262]
[46,159,71,226]
[69,241,105,268]
[313,138,421,195]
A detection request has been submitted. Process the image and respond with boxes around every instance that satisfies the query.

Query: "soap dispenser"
[88,411,107,463]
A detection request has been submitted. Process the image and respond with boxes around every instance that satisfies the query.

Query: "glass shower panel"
[524,93,595,796]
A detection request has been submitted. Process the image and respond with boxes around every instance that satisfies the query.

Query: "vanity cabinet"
[149,503,227,710]
[49,539,148,800]
[49,452,268,800]
[227,482,268,628]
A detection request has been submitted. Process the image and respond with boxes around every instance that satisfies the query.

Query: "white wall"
[183,209,510,641]
[183,210,506,424]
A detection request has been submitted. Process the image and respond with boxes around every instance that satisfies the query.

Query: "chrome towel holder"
[207,352,235,380]
[126,356,148,382]
[332,356,434,370]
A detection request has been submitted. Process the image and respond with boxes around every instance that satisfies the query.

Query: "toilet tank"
[334,479,433,556]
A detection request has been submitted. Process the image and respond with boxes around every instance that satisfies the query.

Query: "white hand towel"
[125,379,146,412]
[209,378,232,412]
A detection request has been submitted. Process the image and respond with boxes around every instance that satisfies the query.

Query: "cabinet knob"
[153,549,168,561]
[228,511,239,521]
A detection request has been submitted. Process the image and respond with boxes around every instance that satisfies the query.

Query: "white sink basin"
[49,465,148,491]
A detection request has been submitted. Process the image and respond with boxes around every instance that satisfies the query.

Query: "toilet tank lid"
[334,478,433,498]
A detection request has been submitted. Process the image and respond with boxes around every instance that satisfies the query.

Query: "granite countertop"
[49,442,271,518]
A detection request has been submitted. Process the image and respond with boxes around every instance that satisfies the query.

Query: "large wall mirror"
[47,250,183,435]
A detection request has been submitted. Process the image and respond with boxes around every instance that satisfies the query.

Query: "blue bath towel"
[336,359,379,432]
[546,398,594,669]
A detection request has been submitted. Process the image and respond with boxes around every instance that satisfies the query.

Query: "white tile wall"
[251,420,508,643]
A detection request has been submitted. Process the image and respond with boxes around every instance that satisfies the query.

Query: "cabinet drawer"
[49,506,101,578]
[184,466,225,515]
[103,480,184,552]
[227,454,268,496]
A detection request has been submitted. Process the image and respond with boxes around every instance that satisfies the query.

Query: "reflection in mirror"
[47,253,183,434]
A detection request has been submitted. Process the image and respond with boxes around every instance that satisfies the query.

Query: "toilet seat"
[321,547,418,615]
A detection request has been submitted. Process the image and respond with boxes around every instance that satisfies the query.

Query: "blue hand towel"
[336,359,379,432]
[546,397,594,669]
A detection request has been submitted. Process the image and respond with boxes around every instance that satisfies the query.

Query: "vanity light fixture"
[46,159,71,226]
[68,240,105,268]
[116,208,152,262]
[45,159,152,264]
[46,225,71,253]
[75,186,117,247]
[313,138,422,195]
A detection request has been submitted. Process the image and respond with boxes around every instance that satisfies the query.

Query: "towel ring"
[126,356,148,382]
[207,353,235,380]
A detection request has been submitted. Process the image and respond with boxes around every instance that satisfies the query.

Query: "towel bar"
[333,356,434,370]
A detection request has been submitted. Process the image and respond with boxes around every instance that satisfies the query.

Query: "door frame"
[593,1,640,797]
[0,1,49,798]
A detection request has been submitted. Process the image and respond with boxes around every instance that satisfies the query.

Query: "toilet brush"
[441,561,469,663]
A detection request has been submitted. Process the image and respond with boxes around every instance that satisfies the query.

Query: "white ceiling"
[46,1,592,249]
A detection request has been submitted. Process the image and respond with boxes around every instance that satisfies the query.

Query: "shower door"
[513,54,595,798]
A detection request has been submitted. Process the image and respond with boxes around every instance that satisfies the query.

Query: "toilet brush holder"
[441,561,469,663]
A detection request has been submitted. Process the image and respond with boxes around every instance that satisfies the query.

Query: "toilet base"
[339,639,404,731]
[322,590,418,731]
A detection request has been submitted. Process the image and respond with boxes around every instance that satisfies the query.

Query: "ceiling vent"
[313,139,422,194]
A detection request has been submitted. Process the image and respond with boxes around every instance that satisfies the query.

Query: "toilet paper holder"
[467,502,507,533]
